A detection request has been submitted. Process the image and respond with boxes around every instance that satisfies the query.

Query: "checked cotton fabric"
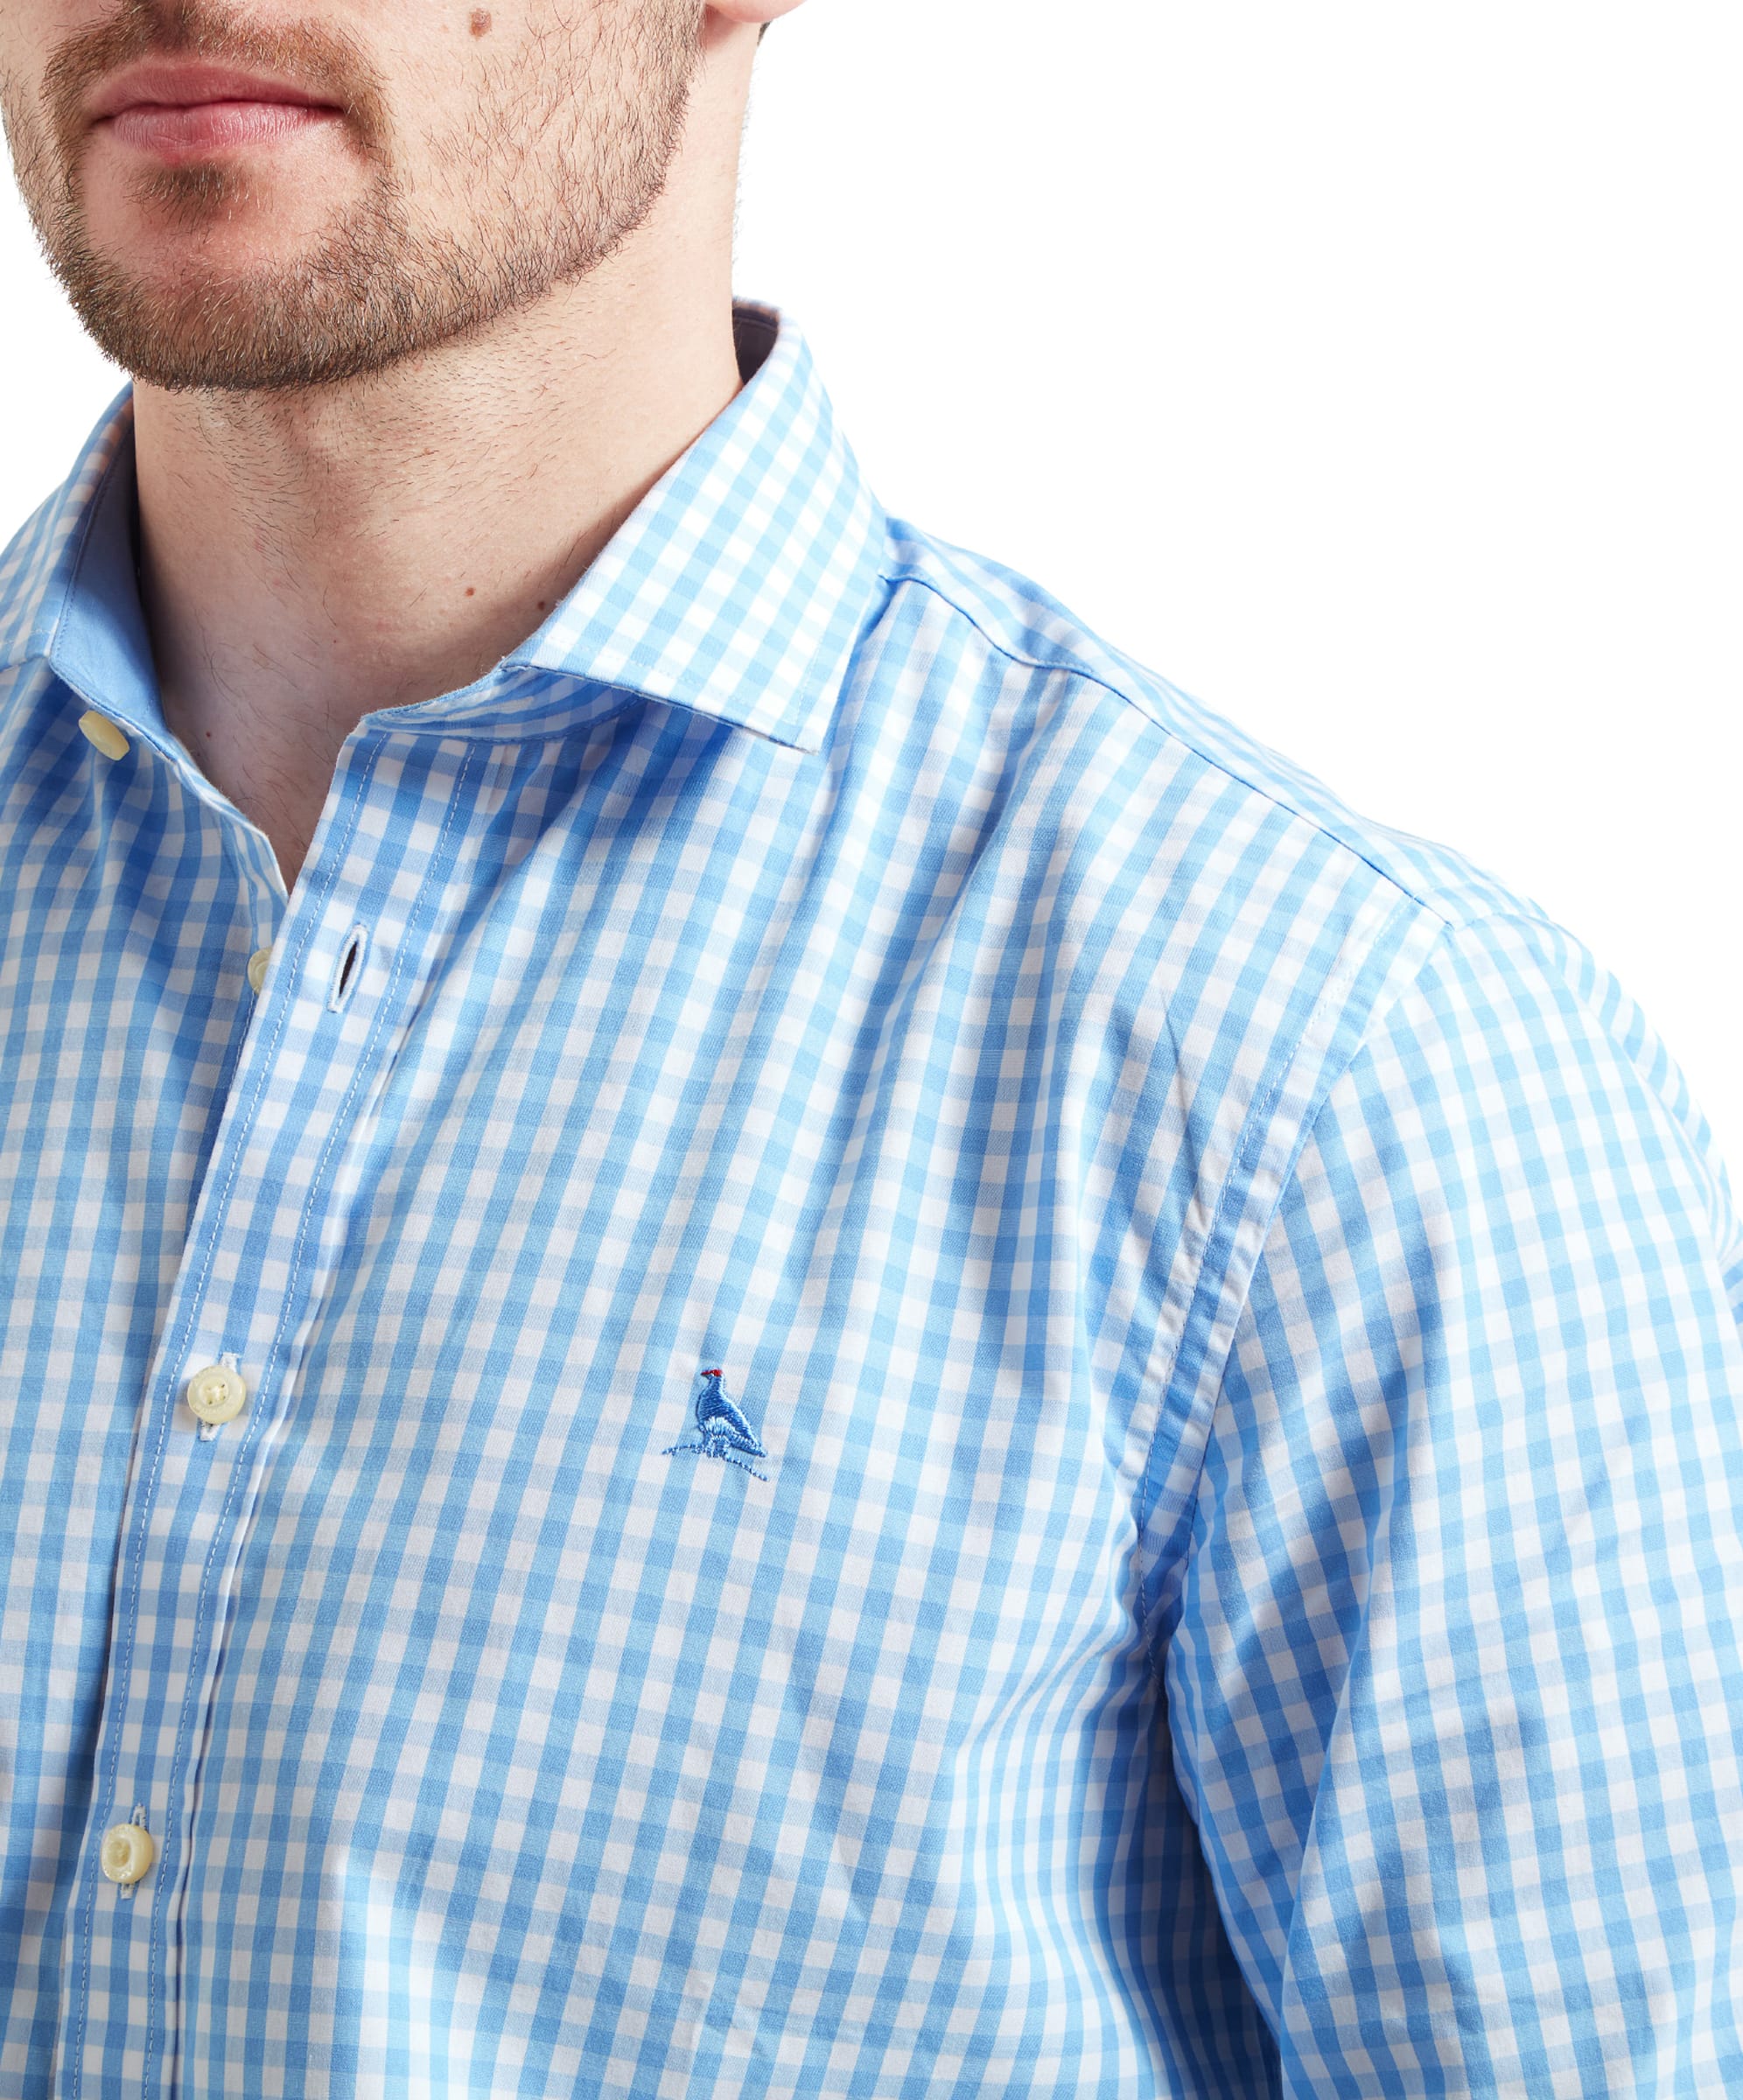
[3,304,1743,2100]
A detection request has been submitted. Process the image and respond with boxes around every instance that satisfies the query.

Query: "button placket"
[60,730,483,2100]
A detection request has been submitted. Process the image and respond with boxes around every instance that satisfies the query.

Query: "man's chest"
[0,704,1171,2095]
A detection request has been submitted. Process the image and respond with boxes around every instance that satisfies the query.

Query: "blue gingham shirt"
[4,304,1742,2100]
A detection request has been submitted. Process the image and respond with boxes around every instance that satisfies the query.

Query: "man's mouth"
[87,60,343,161]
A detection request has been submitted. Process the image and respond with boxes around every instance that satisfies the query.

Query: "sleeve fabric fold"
[1164,906,1743,2096]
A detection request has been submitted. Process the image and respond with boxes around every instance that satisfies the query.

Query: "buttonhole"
[328,924,369,1013]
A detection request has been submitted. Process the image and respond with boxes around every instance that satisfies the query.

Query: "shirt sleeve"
[1161,905,1743,2096]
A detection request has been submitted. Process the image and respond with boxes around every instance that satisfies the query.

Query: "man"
[1,4,1740,2095]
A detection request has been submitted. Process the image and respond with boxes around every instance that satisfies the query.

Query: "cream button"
[78,710,130,761]
[100,1820,155,1886]
[186,1362,248,1426]
[247,946,274,994]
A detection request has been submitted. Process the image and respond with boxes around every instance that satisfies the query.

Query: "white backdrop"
[4,3,1740,1169]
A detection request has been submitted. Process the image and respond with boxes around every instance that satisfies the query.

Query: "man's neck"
[132,198,743,896]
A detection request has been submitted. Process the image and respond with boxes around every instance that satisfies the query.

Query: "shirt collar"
[0,303,888,758]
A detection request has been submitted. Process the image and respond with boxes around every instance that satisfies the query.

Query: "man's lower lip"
[100,101,340,160]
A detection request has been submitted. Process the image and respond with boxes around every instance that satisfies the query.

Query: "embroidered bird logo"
[665,1367,769,1480]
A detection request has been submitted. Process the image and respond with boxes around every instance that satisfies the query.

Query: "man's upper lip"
[88,62,339,122]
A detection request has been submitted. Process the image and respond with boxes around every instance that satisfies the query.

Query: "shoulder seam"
[881,564,1461,931]
[878,562,1124,692]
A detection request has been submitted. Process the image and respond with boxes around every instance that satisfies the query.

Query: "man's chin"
[39,177,601,395]
[62,270,384,394]
[45,160,413,390]
[47,205,428,393]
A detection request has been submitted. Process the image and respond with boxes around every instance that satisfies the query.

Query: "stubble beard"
[2,1,702,394]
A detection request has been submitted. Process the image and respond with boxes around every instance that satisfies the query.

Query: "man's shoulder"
[872,514,1535,946]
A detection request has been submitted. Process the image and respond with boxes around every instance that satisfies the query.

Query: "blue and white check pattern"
[2,304,1741,2099]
